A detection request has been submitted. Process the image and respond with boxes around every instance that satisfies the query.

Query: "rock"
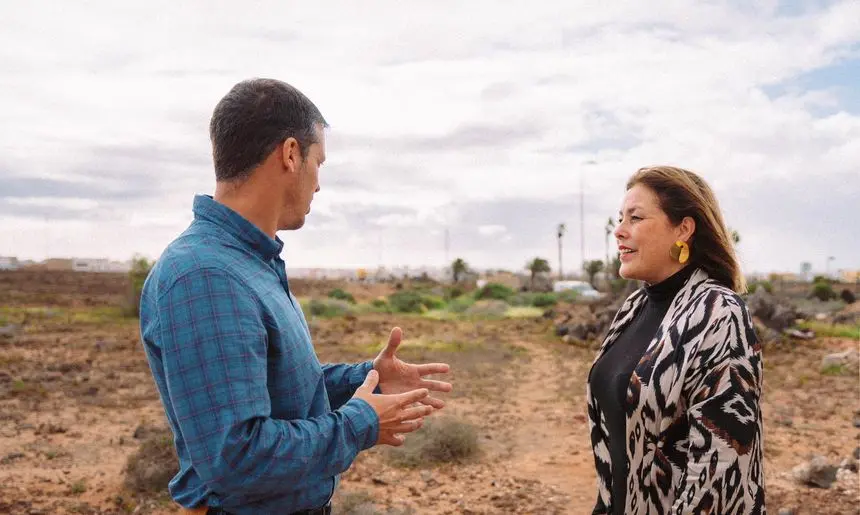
[820,350,860,373]
[840,457,858,473]
[0,324,22,340]
[771,304,797,332]
[747,288,776,320]
[814,313,828,321]
[778,509,795,515]
[854,447,860,460]
[833,311,859,325]
[792,455,839,488]
[753,317,781,343]
[783,328,814,340]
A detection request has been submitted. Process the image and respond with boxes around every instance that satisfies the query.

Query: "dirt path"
[504,339,598,510]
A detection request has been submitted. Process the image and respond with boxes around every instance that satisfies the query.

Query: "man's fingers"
[416,363,450,376]
[418,396,446,410]
[397,388,429,406]
[386,419,424,434]
[419,379,453,392]
[398,405,433,422]
[380,433,406,447]
[360,370,379,392]
[382,327,402,359]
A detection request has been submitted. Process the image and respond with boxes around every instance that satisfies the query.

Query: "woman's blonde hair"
[627,166,746,293]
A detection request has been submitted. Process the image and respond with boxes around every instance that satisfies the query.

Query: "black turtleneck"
[589,265,695,514]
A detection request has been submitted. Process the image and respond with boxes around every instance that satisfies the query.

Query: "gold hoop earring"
[670,241,690,264]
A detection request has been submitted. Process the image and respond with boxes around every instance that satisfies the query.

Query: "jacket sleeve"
[156,269,379,507]
[672,291,766,513]
[321,361,375,410]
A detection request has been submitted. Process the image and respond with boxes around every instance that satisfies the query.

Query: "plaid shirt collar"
[192,194,284,261]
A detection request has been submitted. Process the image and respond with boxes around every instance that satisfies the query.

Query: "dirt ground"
[0,271,858,514]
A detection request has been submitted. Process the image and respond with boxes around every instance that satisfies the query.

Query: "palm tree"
[451,258,469,283]
[604,217,615,270]
[556,223,566,280]
[526,257,551,290]
[583,259,605,288]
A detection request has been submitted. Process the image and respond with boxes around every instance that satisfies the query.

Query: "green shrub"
[557,289,580,303]
[446,296,476,313]
[749,280,773,294]
[308,299,353,317]
[388,291,426,313]
[464,300,509,318]
[387,291,445,313]
[531,293,558,307]
[508,293,535,306]
[386,417,479,467]
[475,283,514,301]
[444,286,465,300]
[810,282,836,301]
[327,288,355,304]
[421,295,446,310]
[371,298,390,311]
[124,256,154,318]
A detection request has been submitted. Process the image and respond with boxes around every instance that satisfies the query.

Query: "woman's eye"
[631,216,642,221]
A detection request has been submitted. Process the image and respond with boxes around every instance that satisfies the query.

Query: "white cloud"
[0,0,858,274]
[478,225,507,237]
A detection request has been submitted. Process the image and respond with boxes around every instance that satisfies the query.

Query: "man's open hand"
[352,370,433,446]
[372,327,453,410]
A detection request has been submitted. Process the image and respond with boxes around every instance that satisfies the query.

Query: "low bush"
[386,417,480,468]
[474,283,514,301]
[124,427,177,494]
[327,288,355,304]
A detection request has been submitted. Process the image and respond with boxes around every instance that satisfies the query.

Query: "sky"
[1,0,858,276]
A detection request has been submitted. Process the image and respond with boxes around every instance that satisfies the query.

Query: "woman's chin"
[618,264,637,281]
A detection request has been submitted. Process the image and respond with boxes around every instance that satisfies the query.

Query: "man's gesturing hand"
[352,369,433,446]
[373,327,452,410]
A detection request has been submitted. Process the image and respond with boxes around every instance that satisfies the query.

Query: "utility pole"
[580,170,585,274]
[444,227,449,265]
[557,223,566,280]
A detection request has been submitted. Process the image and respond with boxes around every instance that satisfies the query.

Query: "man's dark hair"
[209,78,328,182]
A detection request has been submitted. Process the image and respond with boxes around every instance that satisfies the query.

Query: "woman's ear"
[678,216,696,242]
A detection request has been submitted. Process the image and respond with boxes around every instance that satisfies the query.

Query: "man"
[139,78,453,515]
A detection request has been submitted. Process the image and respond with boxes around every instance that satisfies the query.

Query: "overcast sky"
[1,1,858,275]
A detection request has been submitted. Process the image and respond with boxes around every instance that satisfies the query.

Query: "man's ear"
[280,137,302,174]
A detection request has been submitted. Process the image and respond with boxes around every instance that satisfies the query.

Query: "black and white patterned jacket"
[587,268,766,514]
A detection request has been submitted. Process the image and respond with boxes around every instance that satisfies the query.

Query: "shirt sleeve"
[156,268,379,505]
[321,361,375,410]
[672,292,766,513]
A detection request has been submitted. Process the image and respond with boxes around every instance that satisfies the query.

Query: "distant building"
[768,272,802,282]
[0,257,19,270]
[40,258,74,271]
[838,269,859,283]
[71,258,131,273]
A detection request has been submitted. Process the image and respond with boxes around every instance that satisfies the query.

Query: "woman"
[587,166,765,514]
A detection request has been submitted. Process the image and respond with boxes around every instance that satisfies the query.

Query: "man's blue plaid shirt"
[139,195,379,514]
